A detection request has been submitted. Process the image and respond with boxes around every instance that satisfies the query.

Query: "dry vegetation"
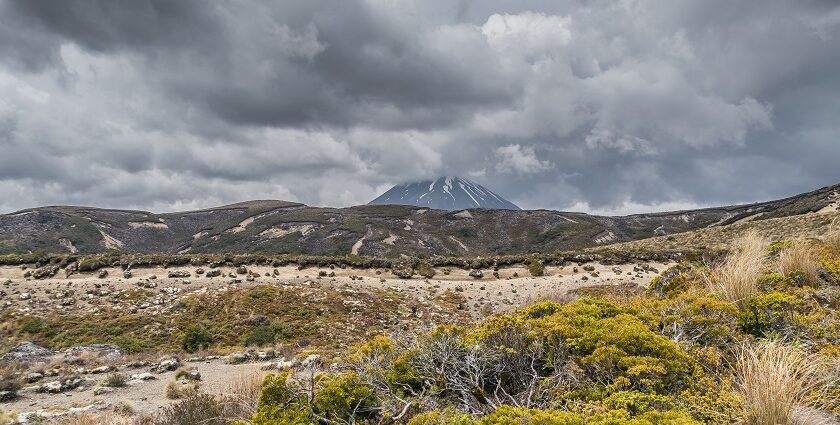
[736,340,838,425]
[3,219,840,424]
[704,231,768,306]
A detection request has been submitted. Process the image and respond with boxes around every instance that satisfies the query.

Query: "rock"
[246,274,255,282]
[98,270,108,279]
[256,351,275,360]
[275,358,297,369]
[32,265,60,280]
[128,372,156,383]
[153,358,181,373]
[89,366,112,374]
[301,354,321,368]
[38,378,81,393]
[168,270,191,278]
[179,369,201,381]
[237,265,248,275]
[123,270,132,279]
[0,341,56,362]
[25,372,44,383]
[93,386,114,395]
[61,344,125,361]
[0,391,16,402]
[195,268,205,275]
[227,352,251,365]
[205,269,222,278]
[391,264,414,279]
[469,270,484,279]
[19,292,31,300]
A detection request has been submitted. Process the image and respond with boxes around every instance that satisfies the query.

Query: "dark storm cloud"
[0,0,838,214]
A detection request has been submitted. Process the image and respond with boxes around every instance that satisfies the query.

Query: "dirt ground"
[1,260,670,318]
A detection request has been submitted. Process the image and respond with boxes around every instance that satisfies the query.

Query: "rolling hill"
[0,183,837,257]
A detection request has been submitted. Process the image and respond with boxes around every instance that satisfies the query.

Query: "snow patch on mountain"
[369,177,520,210]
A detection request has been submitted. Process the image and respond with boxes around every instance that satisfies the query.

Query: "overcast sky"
[1,0,838,215]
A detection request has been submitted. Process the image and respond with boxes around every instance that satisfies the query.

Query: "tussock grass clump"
[826,218,840,252]
[219,373,266,423]
[778,241,819,286]
[102,372,127,388]
[166,380,199,400]
[705,231,768,307]
[735,340,837,425]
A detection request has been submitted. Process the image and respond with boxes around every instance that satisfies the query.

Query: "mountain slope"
[0,183,837,257]
[369,177,520,210]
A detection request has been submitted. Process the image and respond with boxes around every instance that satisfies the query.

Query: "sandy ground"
[1,260,670,318]
[3,358,269,418]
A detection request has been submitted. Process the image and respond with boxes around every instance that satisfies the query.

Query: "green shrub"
[252,372,314,425]
[19,316,45,334]
[417,261,436,278]
[243,325,277,347]
[109,335,148,354]
[181,325,213,353]
[313,372,377,422]
[528,259,546,277]
[738,292,801,338]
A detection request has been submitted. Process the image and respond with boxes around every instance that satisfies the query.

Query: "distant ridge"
[369,177,520,210]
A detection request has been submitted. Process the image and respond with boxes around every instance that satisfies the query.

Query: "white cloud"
[494,144,551,175]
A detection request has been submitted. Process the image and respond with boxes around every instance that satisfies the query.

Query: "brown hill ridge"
[1,184,837,256]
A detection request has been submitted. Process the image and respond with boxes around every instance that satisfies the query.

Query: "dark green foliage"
[181,325,213,353]
[19,316,45,334]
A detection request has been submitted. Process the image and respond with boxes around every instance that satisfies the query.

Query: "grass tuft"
[778,241,819,286]
[705,231,768,307]
[735,339,837,425]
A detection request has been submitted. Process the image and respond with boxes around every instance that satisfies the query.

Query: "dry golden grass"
[604,211,840,252]
[736,340,837,425]
[44,414,135,425]
[779,241,820,286]
[825,218,840,252]
[705,231,768,307]
[218,372,266,422]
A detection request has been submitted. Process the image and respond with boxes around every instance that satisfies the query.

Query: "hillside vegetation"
[1,184,836,257]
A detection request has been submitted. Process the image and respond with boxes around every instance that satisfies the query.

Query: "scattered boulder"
[98,270,108,279]
[391,264,414,279]
[469,270,484,279]
[227,352,251,365]
[123,270,133,279]
[32,265,60,280]
[93,386,114,395]
[25,372,44,383]
[205,269,222,278]
[152,358,181,373]
[1,342,56,362]
[168,271,191,278]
